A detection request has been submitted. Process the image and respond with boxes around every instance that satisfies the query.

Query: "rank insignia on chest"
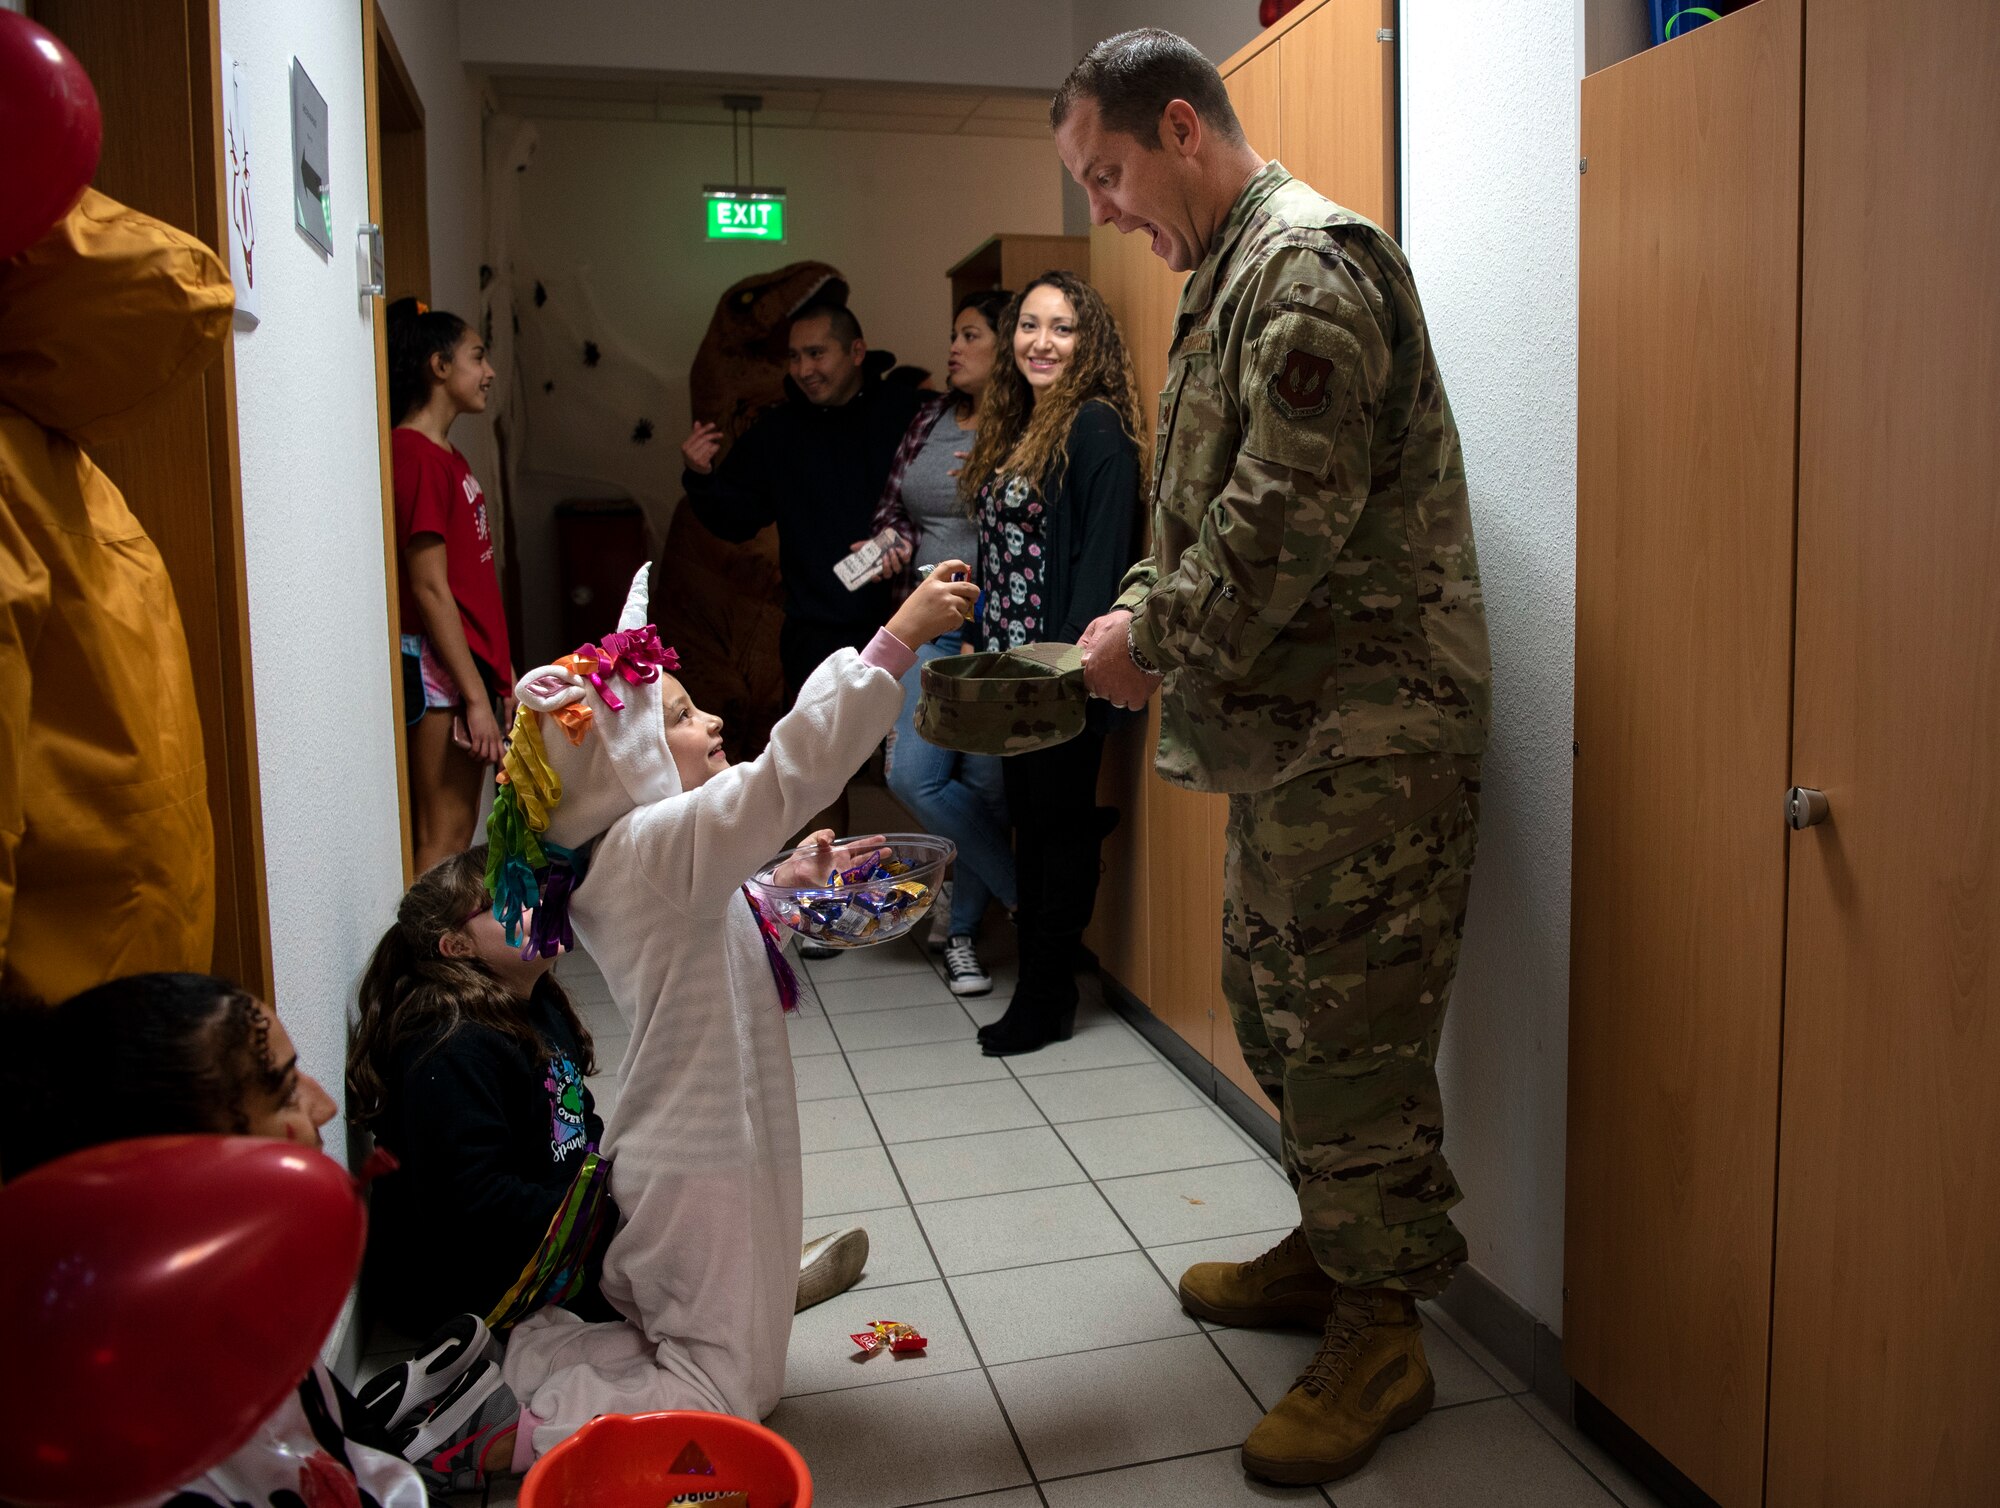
[1270,347,1336,421]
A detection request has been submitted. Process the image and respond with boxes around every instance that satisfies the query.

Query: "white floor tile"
[786,1013,841,1057]
[1021,1062,1204,1123]
[782,1277,979,1397]
[817,970,961,1014]
[1057,1106,1268,1181]
[798,1095,881,1155]
[830,1000,980,1052]
[868,1078,1044,1144]
[802,1145,905,1219]
[950,1250,1199,1366]
[768,1369,1030,1508]
[1098,1161,1300,1247]
[847,1038,1011,1094]
[916,1182,1135,1277]
[1330,1396,1623,1508]
[990,1333,1263,1480]
[1004,1022,1161,1077]
[1040,1446,1320,1506]
[889,1124,1086,1204]
[836,1204,941,1293]
[793,1054,860,1103]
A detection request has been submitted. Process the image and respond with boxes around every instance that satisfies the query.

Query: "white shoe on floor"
[927,880,955,952]
[943,935,993,996]
[796,1227,870,1312]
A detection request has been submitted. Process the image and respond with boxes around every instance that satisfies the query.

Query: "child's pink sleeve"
[858,629,917,679]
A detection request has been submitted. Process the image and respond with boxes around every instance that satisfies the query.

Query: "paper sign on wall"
[221,50,258,327]
[290,58,332,256]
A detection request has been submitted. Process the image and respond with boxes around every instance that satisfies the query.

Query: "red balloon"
[0,1136,367,1508]
[0,13,102,261]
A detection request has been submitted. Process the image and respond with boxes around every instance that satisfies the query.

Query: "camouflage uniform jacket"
[1116,161,1491,794]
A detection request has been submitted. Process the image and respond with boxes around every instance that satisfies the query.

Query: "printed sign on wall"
[221,50,258,327]
[289,58,332,256]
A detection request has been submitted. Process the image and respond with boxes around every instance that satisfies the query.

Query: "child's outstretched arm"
[626,568,978,914]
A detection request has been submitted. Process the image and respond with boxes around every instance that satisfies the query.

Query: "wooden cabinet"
[1567,2,2000,1503]
[1086,0,1401,1114]
[946,233,1089,307]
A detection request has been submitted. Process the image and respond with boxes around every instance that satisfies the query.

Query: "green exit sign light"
[706,190,786,242]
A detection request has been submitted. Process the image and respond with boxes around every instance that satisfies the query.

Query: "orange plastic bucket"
[518,1410,812,1508]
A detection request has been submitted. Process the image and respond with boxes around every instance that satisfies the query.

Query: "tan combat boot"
[1177,1227,1338,1329]
[1241,1288,1435,1485]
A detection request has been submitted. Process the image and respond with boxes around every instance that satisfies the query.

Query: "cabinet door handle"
[1786,786,1830,830]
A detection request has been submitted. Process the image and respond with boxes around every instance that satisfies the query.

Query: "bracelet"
[1126,617,1161,677]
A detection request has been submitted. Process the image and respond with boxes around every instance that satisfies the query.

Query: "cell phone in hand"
[835,527,902,592]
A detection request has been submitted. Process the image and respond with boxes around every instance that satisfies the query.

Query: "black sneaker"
[354,1313,495,1440]
[396,1358,519,1493]
[942,935,992,996]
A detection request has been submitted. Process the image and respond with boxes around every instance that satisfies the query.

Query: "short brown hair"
[1051,29,1246,149]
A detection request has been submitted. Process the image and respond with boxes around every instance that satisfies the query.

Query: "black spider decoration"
[631,418,655,444]
[533,280,547,307]
[583,340,601,367]
[479,263,493,290]
[543,381,556,394]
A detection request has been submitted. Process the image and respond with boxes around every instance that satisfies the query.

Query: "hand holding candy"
[887,560,978,647]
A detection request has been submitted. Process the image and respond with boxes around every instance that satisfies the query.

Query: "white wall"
[1071,0,1264,73]
[458,0,1075,91]
[1405,0,1582,1330]
[218,0,407,1163]
[504,116,1065,660]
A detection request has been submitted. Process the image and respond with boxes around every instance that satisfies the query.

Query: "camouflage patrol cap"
[916,641,1086,756]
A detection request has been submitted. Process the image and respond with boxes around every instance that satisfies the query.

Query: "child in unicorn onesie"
[489,561,978,1451]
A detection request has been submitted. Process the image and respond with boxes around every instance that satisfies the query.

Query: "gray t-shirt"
[903,410,980,573]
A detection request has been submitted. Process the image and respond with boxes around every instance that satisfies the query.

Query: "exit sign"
[705,190,786,242]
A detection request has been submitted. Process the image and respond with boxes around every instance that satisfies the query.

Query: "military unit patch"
[1270,346,1337,421]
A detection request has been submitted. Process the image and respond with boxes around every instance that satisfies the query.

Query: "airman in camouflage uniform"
[1116,158,1492,1300]
[1057,29,1490,1486]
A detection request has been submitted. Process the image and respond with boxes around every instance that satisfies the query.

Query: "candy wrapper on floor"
[850,1319,928,1358]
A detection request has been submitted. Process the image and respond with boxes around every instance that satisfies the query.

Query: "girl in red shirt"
[388,299,513,872]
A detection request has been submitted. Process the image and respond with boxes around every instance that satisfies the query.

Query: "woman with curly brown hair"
[961,271,1145,1056]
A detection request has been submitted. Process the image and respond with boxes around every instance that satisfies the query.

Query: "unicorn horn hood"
[486,566,683,953]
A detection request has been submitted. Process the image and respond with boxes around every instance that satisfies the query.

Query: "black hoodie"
[685,363,925,629]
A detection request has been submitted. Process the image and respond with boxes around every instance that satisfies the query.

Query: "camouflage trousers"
[1222,753,1481,1299]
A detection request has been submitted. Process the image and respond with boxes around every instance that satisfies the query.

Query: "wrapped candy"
[849,1320,928,1358]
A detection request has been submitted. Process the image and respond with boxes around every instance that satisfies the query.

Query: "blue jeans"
[887,630,1016,936]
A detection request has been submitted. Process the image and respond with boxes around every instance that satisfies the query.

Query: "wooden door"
[1564,4,1803,1503]
[362,0,417,881]
[374,14,429,306]
[30,0,272,998]
[1277,0,1397,233]
[1766,2,2000,1501]
[1226,31,1281,160]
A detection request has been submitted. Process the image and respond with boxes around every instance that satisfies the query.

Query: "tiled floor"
[363,940,1662,1508]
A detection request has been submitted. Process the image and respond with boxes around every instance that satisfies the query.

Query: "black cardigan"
[1017,397,1144,645]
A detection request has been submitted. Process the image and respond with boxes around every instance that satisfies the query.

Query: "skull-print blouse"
[973,471,1047,651]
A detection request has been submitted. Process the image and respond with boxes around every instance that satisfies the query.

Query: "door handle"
[1786,786,1830,830]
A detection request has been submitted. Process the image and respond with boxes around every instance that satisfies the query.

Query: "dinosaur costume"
[489,565,917,1448]
[652,262,845,762]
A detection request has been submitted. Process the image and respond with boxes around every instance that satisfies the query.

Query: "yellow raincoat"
[0,189,231,1001]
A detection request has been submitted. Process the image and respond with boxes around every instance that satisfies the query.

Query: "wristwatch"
[1125,616,1161,677]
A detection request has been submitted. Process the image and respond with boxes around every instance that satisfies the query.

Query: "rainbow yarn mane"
[486,625,679,959]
